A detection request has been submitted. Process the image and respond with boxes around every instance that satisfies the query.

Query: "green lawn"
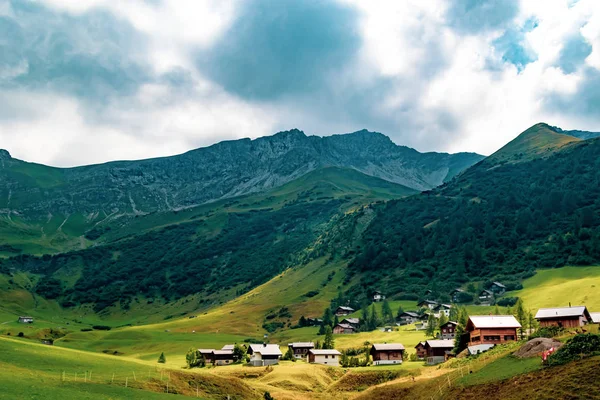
[455,355,542,386]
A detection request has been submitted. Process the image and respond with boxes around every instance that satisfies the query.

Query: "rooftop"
[342,318,360,324]
[468,315,521,329]
[535,306,589,319]
[372,343,405,351]
[249,344,282,356]
[288,342,314,348]
[337,306,355,311]
[590,312,600,324]
[309,349,341,355]
[425,339,455,349]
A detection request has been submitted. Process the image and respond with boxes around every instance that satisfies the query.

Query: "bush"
[454,292,474,304]
[80,328,93,332]
[262,322,285,333]
[497,297,518,307]
[530,326,563,339]
[548,334,600,366]
[92,325,112,331]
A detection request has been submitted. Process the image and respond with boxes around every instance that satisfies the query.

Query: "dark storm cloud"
[196,0,361,100]
[446,0,519,33]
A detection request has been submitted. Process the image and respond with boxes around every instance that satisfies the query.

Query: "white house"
[308,349,341,366]
[373,291,386,302]
[18,316,34,324]
[248,344,282,366]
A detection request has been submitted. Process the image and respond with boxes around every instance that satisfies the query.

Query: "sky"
[1,0,600,167]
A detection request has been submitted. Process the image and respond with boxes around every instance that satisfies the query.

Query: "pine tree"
[449,305,459,322]
[299,316,307,327]
[453,323,465,354]
[368,305,380,331]
[426,313,436,337]
[334,315,340,327]
[514,298,526,338]
[323,307,334,327]
[360,302,369,331]
[158,352,166,364]
[323,326,335,349]
[396,305,405,321]
[382,300,394,324]
[314,340,321,350]
[438,312,448,332]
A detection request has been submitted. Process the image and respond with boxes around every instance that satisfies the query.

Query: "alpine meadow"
[1,1,600,399]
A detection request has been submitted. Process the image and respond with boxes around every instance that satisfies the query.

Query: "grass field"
[509,266,600,311]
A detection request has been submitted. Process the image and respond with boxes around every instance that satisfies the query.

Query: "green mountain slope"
[0,129,482,255]
[0,167,414,313]
[333,123,600,301]
[485,122,581,164]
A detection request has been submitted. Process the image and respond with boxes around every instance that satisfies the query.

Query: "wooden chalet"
[287,342,314,359]
[440,321,458,339]
[417,300,438,310]
[199,349,215,364]
[335,306,355,316]
[305,318,323,326]
[450,289,465,303]
[423,339,454,365]
[478,289,494,303]
[212,350,234,366]
[535,306,592,328]
[466,315,520,346]
[370,343,405,365]
[333,323,356,334]
[341,318,360,329]
[397,311,420,325]
[433,304,452,317]
[248,344,282,366]
[489,282,506,295]
[414,342,427,360]
[308,349,341,366]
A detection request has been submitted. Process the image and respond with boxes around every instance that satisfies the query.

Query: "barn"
[534,306,592,328]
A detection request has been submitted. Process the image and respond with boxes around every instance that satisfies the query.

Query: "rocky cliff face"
[0,129,483,219]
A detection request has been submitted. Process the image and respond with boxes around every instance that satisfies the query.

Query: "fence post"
[133,371,136,381]
[126,377,128,388]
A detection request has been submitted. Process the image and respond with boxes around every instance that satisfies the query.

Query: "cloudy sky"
[1,0,600,166]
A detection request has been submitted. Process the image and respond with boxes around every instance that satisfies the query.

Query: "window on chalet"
[504,335,515,341]
[484,335,501,341]
[471,336,480,342]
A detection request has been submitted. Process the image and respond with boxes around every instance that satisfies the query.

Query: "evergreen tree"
[453,323,466,354]
[426,313,437,337]
[264,392,274,400]
[318,323,326,335]
[438,312,448,331]
[323,307,334,327]
[158,352,166,364]
[323,326,335,349]
[334,315,340,327]
[298,316,307,327]
[449,305,459,322]
[382,300,394,324]
[368,304,380,331]
[283,347,295,361]
[514,298,527,338]
[527,309,538,338]
[360,302,369,331]
[396,305,405,321]
[314,340,321,350]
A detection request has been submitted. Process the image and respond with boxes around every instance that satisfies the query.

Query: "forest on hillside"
[348,139,600,300]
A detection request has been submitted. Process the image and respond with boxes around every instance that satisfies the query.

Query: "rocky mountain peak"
[0,149,11,160]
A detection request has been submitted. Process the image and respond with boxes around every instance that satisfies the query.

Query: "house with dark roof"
[450,289,465,303]
[247,344,282,366]
[535,306,592,328]
[440,321,458,339]
[341,318,360,329]
[489,282,506,295]
[370,343,405,365]
[417,300,439,310]
[288,342,314,359]
[335,306,355,316]
[478,289,494,303]
[373,291,386,302]
[333,323,356,334]
[212,350,235,366]
[414,342,427,360]
[466,315,521,346]
[198,349,215,364]
[397,311,420,325]
[423,340,454,365]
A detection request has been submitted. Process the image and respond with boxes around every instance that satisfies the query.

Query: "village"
[174,286,600,370]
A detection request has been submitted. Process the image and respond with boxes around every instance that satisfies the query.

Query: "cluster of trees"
[349,139,600,299]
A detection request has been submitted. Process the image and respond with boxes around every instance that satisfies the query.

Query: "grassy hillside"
[510,266,600,311]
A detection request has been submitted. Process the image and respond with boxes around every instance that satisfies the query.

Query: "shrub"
[80,328,93,332]
[158,352,166,364]
[497,297,518,307]
[92,325,112,331]
[548,334,600,366]
[530,326,563,339]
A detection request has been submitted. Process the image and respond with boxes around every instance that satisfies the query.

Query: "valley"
[1,123,600,399]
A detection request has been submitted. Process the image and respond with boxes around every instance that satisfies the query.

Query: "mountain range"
[1,122,600,319]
